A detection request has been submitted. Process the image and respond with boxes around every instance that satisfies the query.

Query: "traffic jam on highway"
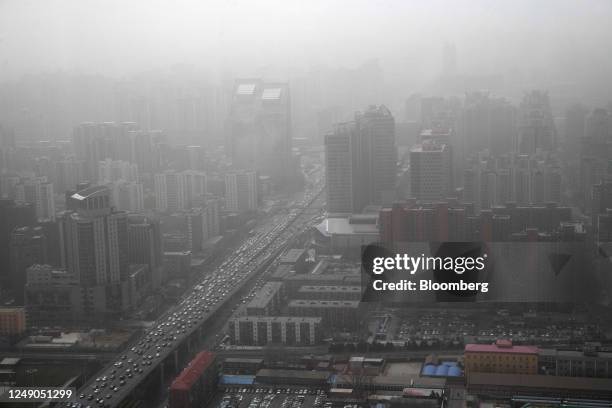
[62,180,324,408]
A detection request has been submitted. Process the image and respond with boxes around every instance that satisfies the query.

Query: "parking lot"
[214,387,329,408]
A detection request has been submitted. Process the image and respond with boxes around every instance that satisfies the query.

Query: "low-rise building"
[0,308,26,336]
[539,347,612,378]
[297,285,362,301]
[287,299,361,330]
[228,316,321,346]
[246,282,283,317]
[464,340,538,375]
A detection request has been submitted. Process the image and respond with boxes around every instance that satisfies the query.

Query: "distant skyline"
[0,0,611,91]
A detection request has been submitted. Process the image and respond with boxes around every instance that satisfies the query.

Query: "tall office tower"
[15,177,56,222]
[355,105,397,206]
[98,159,139,184]
[72,122,139,181]
[225,171,258,213]
[127,215,163,288]
[227,79,291,186]
[324,106,397,213]
[110,181,144,212]
[155,171,186,212]
[204,198,221,237]
[410,141,452,202]
[518,90,556,154]
[59,186,128,286]
[0,200,36,286]
[461,92,517,155]
[325,123,358,214]
[580,108,612,211]
[55,157,86,193]
[9,227,47,304]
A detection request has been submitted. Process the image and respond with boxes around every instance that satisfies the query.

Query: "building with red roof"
[464,340,538,376]
[169,351,218,408]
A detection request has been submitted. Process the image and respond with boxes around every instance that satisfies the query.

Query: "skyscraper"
[128,215,163,288]
[72,122,139,181]
[55,157,86,193]
[154,170,207,212]
[15,176,56,222]
[0,200,36,287]
[324,105,396,213]
[155,171,186,212]
[410,141,452,202]
[518,91,556,154]
[225,171,258,213]
[110,180,144,212]
[227,79,291,186]
[325,122,359,214]
[355,105,397,205]
[59,186,128,286]
[98,159,139,184]
[9,226,47,304]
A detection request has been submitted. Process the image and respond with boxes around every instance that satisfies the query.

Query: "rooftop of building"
[467,372,612,392]
[170,351,216,391]
[255,369,329,381]
[298,285,361,293]
[223,358,264,364]
[246,282,283,309]
[539,348,612,359]
[231,316,322,324]
[288,300,360,309]
[465,340,538,355]
[71,185,110,201]
[280,248,306,264]
[410,141,448,153]
[315,217,379,237]
[284,273,361,284]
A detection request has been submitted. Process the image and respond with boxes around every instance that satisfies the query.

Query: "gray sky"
[1,0,611,83]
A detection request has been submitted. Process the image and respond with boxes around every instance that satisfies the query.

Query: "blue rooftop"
[421,361,462,377]
[219,375,255,385]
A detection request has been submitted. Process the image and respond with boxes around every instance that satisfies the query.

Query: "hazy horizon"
[1,0,611,89]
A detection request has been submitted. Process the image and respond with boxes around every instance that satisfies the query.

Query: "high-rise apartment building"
[127,215,163,287]
[9,226,47,304]
[463,152,562,211]
[15,176,55,221]
[55,157,86,193]
[0,200,36,287]
[110,180,144,212]
[154,170,207,212]
[98,158,139,184]
[460,92,517,156]
[225,171,258,213]
[72,122,140,181]
[410,141,452,202]
[59,186,128,286]
[518,91,556,154]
